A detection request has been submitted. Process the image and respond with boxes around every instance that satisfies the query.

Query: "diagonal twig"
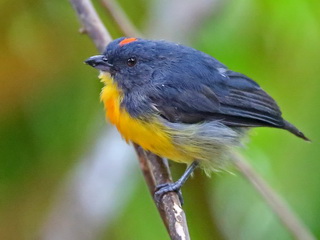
[69,0,190,239]
[71,0,111,52]
[232,152,315,240]
[134,144,190,239]
[101,0,142,37]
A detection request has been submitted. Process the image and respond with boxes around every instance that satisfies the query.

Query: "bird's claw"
[154,182,184,206]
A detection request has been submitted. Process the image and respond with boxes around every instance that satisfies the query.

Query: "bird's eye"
[102,57,108,62]
[127,57,137,67]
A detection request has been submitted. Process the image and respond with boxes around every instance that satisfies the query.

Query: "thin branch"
[134,144,190,240]
[70,0,111,52]
[101,0,142,37]
[69,0,190,239]
[232,152,315,240]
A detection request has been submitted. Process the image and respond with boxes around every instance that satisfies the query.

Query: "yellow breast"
[99,73,193,163]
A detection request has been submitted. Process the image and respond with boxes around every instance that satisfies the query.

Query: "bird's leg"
[154,160,199,205]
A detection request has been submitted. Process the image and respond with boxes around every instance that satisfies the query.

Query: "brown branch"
[101,0,141,37]
[232,152,315,240]
[70,0,111,52]
[134,144,190,239]
[69,0,190,239]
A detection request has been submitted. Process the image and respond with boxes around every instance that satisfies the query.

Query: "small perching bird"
[85,37,309,202]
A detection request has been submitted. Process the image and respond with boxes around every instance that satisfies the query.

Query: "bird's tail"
[283,120,310,141]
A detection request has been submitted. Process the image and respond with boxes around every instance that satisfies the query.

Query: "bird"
[85,37,309,203]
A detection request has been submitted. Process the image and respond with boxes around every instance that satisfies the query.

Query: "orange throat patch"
[99,72,192,163]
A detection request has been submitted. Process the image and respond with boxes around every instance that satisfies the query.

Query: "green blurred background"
[0,0,319,239]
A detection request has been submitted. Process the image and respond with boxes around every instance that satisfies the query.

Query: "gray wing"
[150,70,285,128]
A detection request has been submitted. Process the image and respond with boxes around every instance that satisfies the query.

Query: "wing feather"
[149,69,285,128]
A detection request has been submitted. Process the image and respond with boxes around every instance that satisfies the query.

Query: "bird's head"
[86,37,168,91]
[85,37,213,92]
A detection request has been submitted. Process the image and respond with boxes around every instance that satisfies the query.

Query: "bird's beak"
[84,55,113,72]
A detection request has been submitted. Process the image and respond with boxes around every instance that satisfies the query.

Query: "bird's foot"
[154,182,184,206]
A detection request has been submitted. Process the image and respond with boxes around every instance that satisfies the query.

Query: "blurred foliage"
[0,0,319,239]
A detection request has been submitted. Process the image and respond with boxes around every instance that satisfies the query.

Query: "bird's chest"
[100,74,182,159]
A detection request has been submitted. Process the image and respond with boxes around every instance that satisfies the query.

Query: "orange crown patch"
[119,38,137,46]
